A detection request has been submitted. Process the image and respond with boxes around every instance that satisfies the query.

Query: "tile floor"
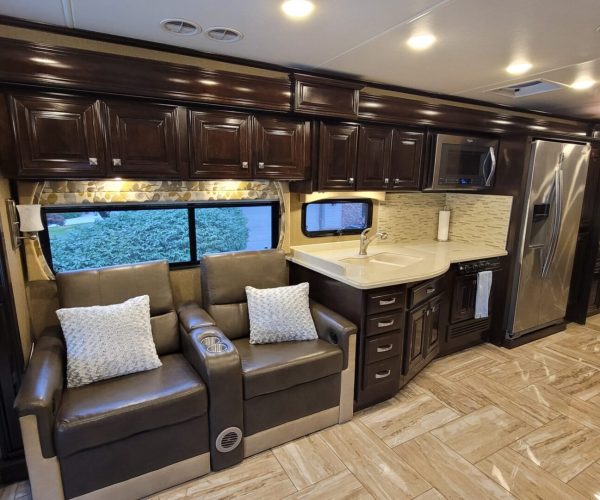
[2,320,599,500]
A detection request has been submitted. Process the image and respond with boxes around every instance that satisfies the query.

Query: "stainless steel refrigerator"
[506,139,591,340]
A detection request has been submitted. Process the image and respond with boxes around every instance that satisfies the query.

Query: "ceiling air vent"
[160,19,200,35]
[489,80,565,98]
[205,27,244,43]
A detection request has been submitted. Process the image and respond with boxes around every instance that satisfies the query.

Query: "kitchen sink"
[340,252,423,268]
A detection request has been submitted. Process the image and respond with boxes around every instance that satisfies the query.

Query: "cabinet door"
[404,302,428,376]
[357,125,393,190]
[105,101,185,177]
[427,295,443,355]
[389,130,424,190]
[253,116,309,179]
[451,275,477,323]
[9,93,106,177]
[189,110,252,179]
[318,123,358,190]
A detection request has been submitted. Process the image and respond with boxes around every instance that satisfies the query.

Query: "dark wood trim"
[293,74,363,119]
[502,322,566,348]
[0,14,596,126]
[0,457,27,485]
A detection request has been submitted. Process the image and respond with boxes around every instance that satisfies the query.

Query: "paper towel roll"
[437,208,450,241]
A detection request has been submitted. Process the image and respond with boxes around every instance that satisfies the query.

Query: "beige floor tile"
[413,371,487,415]
[273,434,346,490]
[568,462,600,499]
[360,393,459,447]
[513,346,577,372]
[0,483,17,500]
[510,415,600,482]
[545,364,600,401]
[284,470,373,500]
[478,358,560,390]
[589,393,600,407]
[13,483,30,500]
[413,489,446,500]
[520,383,600,431]
[476,447,586,499]
[463,374,561,428]
[426,349,499,380]
[394,434,515,499]
[321,420,430,500]
[546,330,600,368]
[394,380,429,402]
[157,451,296,500]
[431,405,534,462]
[473,343,522,363]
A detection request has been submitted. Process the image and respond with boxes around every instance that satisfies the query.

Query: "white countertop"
[288,240,507,289]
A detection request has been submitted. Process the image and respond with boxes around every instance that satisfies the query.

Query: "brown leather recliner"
[197,249,357,457]
[14,261,217,500]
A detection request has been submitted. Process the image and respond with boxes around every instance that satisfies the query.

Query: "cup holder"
[200,335,229,354]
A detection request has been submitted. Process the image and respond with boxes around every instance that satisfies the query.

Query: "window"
[41,202,279,273]
[301,199,372,237]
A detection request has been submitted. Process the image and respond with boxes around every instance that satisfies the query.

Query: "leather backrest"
[56,260,178,355]
[200,250,288,339]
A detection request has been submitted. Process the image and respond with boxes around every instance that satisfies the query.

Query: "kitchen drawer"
[410,276,445,308]
[363,357,401,389]
[366,311,404,337]
[365,331,403,364]
[366,288,405,315]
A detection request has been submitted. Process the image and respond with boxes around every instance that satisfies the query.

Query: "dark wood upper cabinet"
[294,74,364,119]
[189,109,252,179]
[389,130,423,190]
[357,126,393,190]
[253,117,310,180]
[8,93,106,178]
[105,101,186,178]
[318,122,359,190]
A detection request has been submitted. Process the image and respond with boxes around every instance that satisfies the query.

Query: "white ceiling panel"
[69,0,443,68]
[0,0,68,26]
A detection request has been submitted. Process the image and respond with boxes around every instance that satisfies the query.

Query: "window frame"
[40,201,280,273]
[301,198,373,237]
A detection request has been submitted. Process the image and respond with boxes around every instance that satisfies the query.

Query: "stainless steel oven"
[427,133,499,191]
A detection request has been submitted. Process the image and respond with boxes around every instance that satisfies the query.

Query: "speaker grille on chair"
[216,427,242,453]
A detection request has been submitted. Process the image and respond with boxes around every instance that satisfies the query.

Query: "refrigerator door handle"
[484,146,497,186]
[541,167,563,279]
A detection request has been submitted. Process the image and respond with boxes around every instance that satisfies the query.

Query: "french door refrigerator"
[506,139,591,340]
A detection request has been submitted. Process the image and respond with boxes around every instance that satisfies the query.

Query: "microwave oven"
[426,133,499,191]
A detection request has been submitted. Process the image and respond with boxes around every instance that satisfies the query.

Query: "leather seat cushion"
[233,338,343,399]
[55,354,207,457]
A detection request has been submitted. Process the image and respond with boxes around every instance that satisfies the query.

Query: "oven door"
[431,134,498,190]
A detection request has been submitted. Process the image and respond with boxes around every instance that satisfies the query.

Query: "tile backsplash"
[378,192,513,249]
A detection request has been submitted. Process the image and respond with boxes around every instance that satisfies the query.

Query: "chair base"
[243,406,339,458]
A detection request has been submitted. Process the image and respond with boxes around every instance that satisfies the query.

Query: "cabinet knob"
[258,162,265,169]
[384,178,389,184]
[89,157,98,166]
[394,178,401,184]
[242,161,249,169]
[112,158,121,167]
[426,309,431,316]
[348,177,355,183]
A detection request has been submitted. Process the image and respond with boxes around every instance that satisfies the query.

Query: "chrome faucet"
[359,229,388,255]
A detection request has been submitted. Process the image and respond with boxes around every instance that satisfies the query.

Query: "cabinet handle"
[375,369,391,379]
[242,161,249,169]
[402,140,415,146]
[112,158,121,167]
[384,177,389,184]
[377,319,395,328]
[89,157,98,166]
[394,178,401,184]
[348,177,355,183]
[258,162,265,169]
[426,309,431,316]
[426,287,436,294]
[379,298,396,306]
[376,344,394,353]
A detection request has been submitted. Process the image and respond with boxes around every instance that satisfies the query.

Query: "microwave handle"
[484,146,496,186]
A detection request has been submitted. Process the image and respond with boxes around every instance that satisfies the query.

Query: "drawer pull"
[376,344,393,353]
[242,161,249,169]
[375,369,391,379]
[89,157,98,166]
[426,287,436,294]
[379,298,396,306]
[377,320,395,328]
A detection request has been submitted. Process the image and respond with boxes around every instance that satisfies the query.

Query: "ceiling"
[1,0,600,120]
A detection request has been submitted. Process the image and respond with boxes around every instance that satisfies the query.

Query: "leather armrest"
[181,325,244,470]
[310,300,357,370]
[177,302,215,334]
[14,326,65,458]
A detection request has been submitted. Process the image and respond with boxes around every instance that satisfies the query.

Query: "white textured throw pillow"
[246,282,318,344]
[56,295,162,388]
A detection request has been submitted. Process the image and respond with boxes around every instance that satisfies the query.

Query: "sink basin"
[340,252,423,268]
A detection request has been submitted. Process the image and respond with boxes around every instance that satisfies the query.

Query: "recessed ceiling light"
[506,62,532,75]
[570,78,596,90]
[160,18,200,35]
[407,34,436,50]
[282,0,314,19]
